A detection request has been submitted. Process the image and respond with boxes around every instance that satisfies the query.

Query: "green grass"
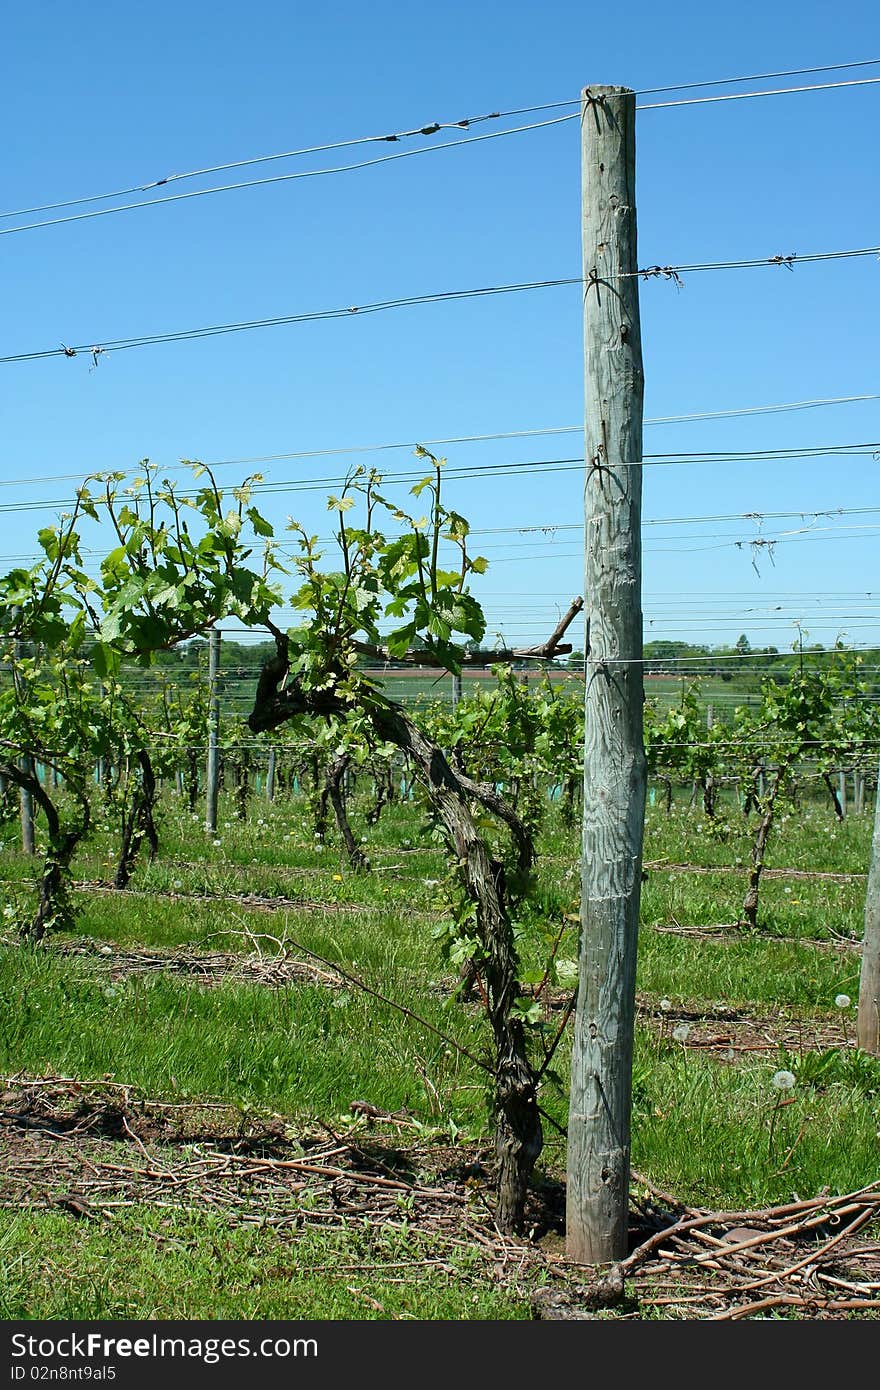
[0,1210,529,1320]
[636,927,860,1010]
[1,779,877,1319]
[629,1037,880,1210]
[641,868,865,943]
[0,948,489,1127]
[642,798,871,875]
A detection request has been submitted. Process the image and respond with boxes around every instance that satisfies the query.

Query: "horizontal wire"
[0,106,518,221]
[0,277,582,365]
[0,443,876,519]
[618,245,880,279]
[644,739,880,750]
[245,443,880,494]
[636,74,880,110]
[469,504,880,533]
[583,646,880,665]
[3,391,877,492]
[647,528,880,554]
[10,642,880,666]
[186,634,880,658]
[0,114,578,240]
[640,392,880,426]
[0,442,876,518]
[468,525,880,551]
[4,243,877,368]
[102,652,880,676]
[5,60,879,229]
[633,56,880,96]
[7,735,877,757]
[49,671,863,685]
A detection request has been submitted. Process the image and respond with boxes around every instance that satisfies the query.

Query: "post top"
[581,84,635,97]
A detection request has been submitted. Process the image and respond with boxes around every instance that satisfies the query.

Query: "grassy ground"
[0,779,877,1319]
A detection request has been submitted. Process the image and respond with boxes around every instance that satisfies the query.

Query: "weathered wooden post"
[205,628,221,833]
[567,84,646,1266]
[95,684,106,788]
[857,758,880,1054]
[13,643,36,855]
[19,757,36,856]
[266,746,277,802]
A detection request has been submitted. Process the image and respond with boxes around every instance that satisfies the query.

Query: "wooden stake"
[13,643,35,855]
[266,747,277,802]
[205,628,221,833]
[567,85,646,1265]
[857,756,880,1053]
[19,756,36,856]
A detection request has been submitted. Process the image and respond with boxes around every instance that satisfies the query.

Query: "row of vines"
[1,459,879,1232]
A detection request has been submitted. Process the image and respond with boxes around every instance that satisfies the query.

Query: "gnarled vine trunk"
[323,753,368,871]
[114,751,159,890]
[742,767,783,929]
[366,759,396,826]
[248,657,542,1233]
[0,760,90,942]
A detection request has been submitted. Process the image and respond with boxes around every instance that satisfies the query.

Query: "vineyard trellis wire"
[0,45,878,1299]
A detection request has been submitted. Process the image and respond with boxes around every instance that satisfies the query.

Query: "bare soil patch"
[635,994,856,1055]
[52,937,344,989]
[42,939,858,1055]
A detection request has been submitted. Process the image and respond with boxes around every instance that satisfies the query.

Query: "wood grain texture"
[566,85,647,1265]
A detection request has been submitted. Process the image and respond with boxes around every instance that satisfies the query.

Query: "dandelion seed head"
[772,1069,796,1090]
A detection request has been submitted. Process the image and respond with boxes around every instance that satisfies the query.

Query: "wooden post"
[705,704,715,812]
[266,747,277,802]
[567,84,646,1266]
[839,770,848,819]
[857,758,880,1053]
[452,672,463,710]
[855,770,865,816]
[13,643,36,855]
[95,685,106,787]
[19,756,36,855]
[205,628,221,833]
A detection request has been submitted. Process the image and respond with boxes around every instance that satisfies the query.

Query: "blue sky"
[2,0,879,653]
